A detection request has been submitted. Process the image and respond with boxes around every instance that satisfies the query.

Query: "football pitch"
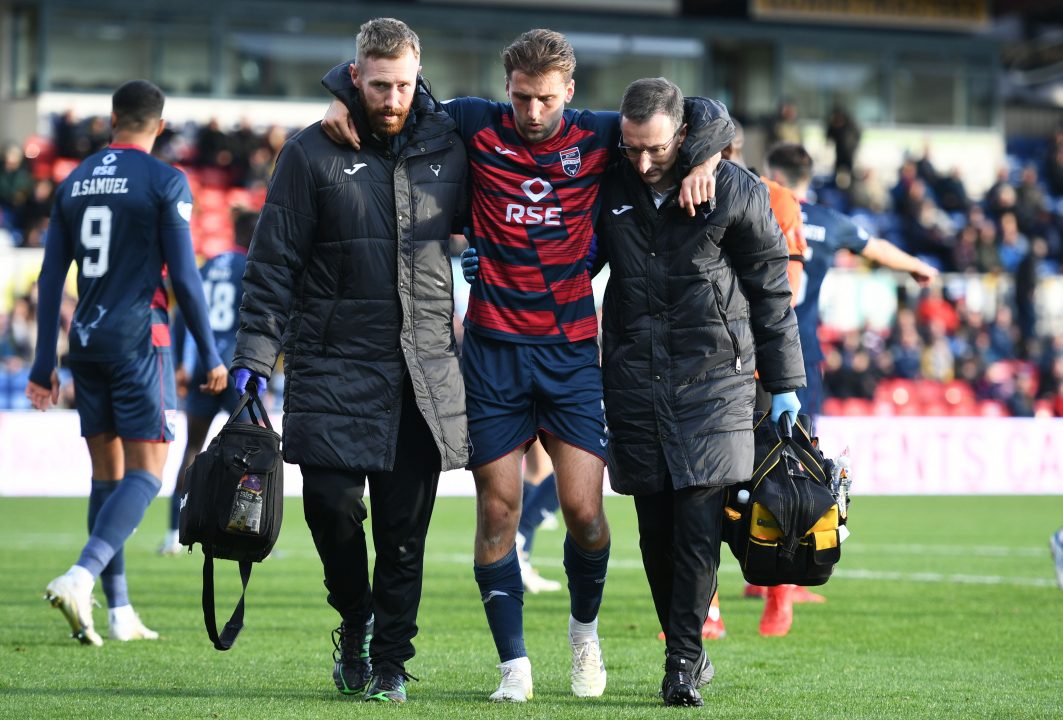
[2,494,1061,719]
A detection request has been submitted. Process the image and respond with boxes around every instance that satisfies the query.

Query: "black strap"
[228,388,274,431]
[202,551,253,651]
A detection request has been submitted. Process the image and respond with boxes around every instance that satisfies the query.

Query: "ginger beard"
[350,48,419,138]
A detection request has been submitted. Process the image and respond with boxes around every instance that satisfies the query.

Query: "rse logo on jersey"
[505,177,562,226]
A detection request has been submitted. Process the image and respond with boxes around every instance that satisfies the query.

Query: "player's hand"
[910,261,939,287]
[25,369,60,411]
[770,391,801,432]
[322,95,361,149]
[174,366,189,399]
[460,247,480,283]
[233,367,268,396]
[201,364,229,395]
[679,153,721,218]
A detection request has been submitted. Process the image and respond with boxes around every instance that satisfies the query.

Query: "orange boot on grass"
[759,584,795,637]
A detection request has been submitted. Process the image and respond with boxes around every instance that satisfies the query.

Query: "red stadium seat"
[197,187,227,211]
[921,401,949,417]
[895,400,922,416]
[198,166,231,188]
[52,158,79,183]
[914,380,945,405]
[943,380,975,406]
[978,400,1008,417]
[821,397,844,416]
[872,399,895,416]
[884,379,916,408]
[841,398,874,416]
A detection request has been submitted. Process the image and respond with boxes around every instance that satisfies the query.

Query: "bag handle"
[227,388,274,431]
[751,413,828,487]
[202,551,253,651]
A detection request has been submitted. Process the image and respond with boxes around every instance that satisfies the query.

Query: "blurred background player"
[763,143,937,420]
[27,79,227,645]
[1052,526,1063,591]
[158,209,258,555]
[515,438,562,593]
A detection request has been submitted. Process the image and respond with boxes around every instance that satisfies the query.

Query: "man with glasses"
[594,77,804,706]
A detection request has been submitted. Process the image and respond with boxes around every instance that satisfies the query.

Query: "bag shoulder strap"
[202,550,252,651]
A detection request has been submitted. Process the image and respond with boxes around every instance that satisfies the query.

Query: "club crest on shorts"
[560,147,581,177]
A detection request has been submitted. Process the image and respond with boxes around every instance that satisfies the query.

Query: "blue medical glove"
[460,247,480,283]
[233,367,267,396]
[586,234,598,271]
[770,391,801,432]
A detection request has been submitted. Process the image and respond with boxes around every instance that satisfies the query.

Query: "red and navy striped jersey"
[445,98,619,344]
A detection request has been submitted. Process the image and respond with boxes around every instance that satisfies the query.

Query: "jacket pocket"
[712,281,741,374]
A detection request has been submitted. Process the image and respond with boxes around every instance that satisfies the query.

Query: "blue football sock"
[517,481,537,549]
[77,470,162,579]
[563,533,610,624]
[87,479,128,608]
[474,547,526,662]
[535,473,560,516]
[517,474,559,555]
[168,476,182,532]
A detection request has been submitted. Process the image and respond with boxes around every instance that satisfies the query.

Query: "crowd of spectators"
[3,110,1063,417]
[0,112,291,248]
[811,120,1063,417]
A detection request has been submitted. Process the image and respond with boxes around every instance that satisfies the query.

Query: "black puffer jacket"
[598,159,805,495]
[232,82,469,472]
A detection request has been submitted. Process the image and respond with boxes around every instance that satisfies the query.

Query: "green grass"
[1,495,1062,719]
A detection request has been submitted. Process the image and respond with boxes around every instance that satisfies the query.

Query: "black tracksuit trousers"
[634,483,727,665]
[301,379,441,673]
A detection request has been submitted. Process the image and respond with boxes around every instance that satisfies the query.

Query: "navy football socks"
[78,470,162,581]
[563,533,610,623]
[474,547,527,661]
[87,479,129,608]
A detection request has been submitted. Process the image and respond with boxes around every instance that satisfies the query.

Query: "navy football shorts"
[68,347,178,442]
[184,375,240,420]
[461,331,607,469]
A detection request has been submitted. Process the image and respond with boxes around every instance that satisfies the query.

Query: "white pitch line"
[843,543,1047,558]
[423,553,1056,588]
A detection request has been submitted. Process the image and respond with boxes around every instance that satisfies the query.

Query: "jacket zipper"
[712,281,742,373]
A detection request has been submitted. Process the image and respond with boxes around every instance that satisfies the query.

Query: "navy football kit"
[177,250,247,418]
[31,144,220,440]
[794,200,870,416]
[33,137,222,641]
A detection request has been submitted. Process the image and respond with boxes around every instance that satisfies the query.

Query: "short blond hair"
[356,17,420,64]
[501,29,576,80]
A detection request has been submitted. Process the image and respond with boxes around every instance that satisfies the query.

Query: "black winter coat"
[232,83,469,472]
[598,159,805,495]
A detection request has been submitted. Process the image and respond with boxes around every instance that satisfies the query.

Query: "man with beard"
[231,18,469,703]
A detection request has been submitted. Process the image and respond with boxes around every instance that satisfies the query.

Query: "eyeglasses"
[617,127,682,160]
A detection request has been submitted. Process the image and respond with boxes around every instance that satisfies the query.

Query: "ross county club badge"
[560,147,581,177]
